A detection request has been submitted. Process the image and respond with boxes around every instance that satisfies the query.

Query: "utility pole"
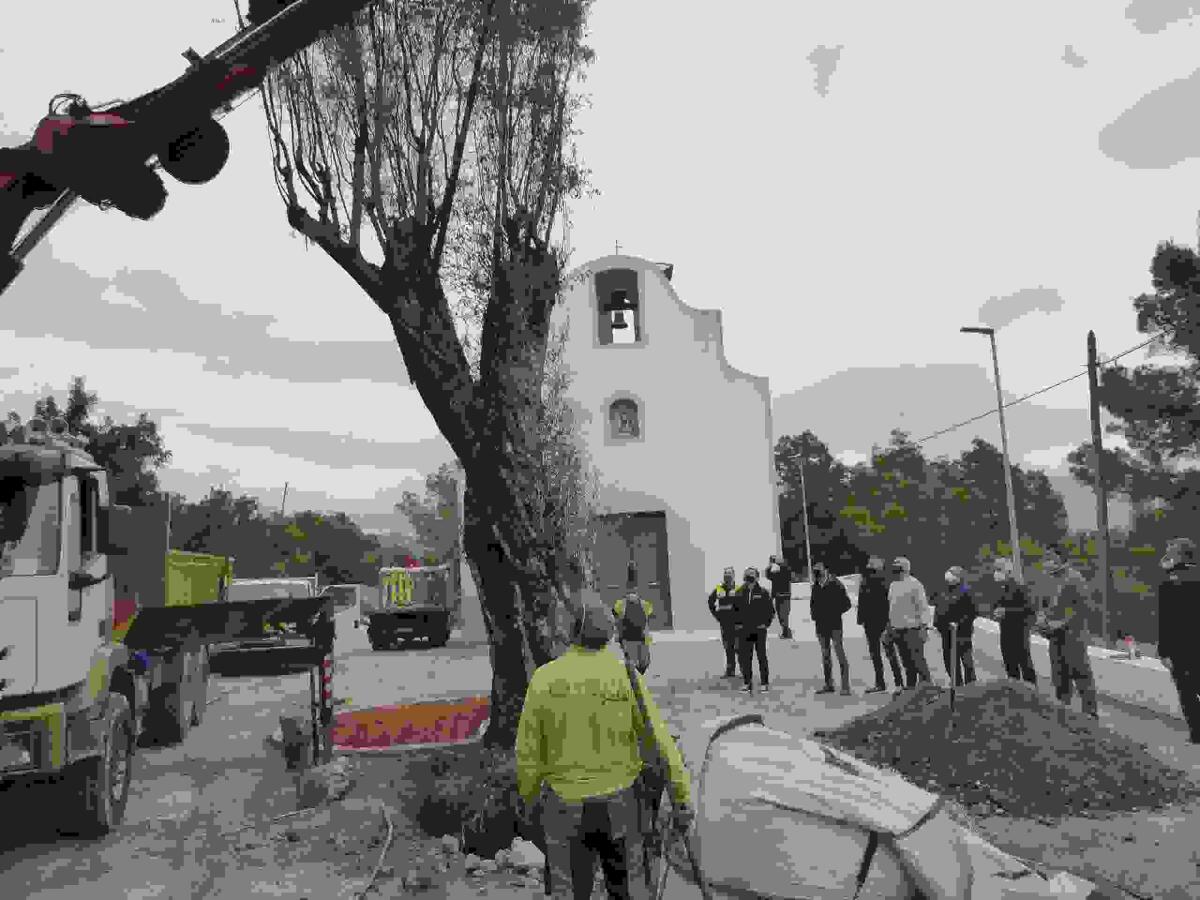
[164,491,172,551]
[962,326,1024,583]
[281,481,290,518]
[1087,331,1112,642]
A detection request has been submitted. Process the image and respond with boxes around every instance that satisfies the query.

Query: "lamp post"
[961,326,1024,584]
[787,450,816,586]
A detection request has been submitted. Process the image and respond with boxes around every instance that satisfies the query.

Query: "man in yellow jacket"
[517,603,692,899]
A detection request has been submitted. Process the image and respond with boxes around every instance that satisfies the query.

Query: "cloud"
[2,243,409,386]
[1124,0,1200,34]
[1062,45,1088,68]
[1098,66,1200,169]
[976,286,1065,330]
[175,423,456,473]
[772,363,1095,467]
[808,45,843,98]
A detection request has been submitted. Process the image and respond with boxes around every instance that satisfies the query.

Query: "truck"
[107,494,235,745]
[0,416,337,837]
[357,564,457,651]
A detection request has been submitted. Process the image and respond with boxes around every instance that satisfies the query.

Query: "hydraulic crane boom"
[0,0,378,297]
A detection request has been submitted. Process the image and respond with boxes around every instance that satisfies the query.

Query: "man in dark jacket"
[992,556,1036,683]
[736,566,775,694]
[765,554,794,639]
[811,562,853,695]
[707,567,740,679]
[1159,537,1200,743]
[935,567,977,686]
[858,556,904,693]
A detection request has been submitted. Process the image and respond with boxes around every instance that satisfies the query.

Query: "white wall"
[555,255,780,630]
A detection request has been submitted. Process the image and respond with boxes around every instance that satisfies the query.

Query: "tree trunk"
[464,490,535,748]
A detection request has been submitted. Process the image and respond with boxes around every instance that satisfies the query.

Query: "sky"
[2,1,1200,528]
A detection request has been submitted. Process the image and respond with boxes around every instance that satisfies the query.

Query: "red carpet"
[331,695,490,749]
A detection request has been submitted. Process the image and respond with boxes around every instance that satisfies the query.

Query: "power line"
[911,334,1163,447]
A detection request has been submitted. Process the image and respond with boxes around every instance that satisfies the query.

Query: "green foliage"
[395,463,462,565]
[30,376,171,506]
[775,428,1072,582]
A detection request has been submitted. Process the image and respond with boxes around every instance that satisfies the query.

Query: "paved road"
[5,604,1196,899]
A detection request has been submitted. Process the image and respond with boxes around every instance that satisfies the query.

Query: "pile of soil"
[331,695,490,749]
[814,682,1200,820]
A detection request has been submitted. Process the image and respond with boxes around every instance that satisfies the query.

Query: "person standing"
[858,556,905,693]
[1158,537,1200,743]
[737,566,775,694]
[811,562,854,695]
[887,556,933,691]
[708,567,741,679]
[1037,544,1099,719]
[992,556,1036,684]
[516,604,692,899]
[614,587,653,675]
[765,554,794,639]
[935,566,977,686]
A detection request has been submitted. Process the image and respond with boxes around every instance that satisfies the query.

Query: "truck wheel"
[61,692,134,838]
[160,118,230,185]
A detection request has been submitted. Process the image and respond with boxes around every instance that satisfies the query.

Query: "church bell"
[607,289,634,330]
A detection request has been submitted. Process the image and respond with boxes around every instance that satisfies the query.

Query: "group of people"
[700,543,1144,721]
[705,556,794,694]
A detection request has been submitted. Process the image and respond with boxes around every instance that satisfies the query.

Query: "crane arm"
[0,0,380,298]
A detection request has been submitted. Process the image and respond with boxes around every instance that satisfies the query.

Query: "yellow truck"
[357,564,457,650]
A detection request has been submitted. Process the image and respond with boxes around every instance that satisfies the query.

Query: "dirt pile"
[814,681,1200,820]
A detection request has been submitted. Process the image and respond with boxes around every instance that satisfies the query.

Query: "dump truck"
[357,564,457,650]
[0,416,337,837]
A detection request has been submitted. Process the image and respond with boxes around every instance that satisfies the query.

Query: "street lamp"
[786,450,816,586]
[961,326,1024,584]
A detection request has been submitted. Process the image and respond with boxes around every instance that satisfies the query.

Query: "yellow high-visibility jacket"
[516,646,690,807]
[613,595,654,645]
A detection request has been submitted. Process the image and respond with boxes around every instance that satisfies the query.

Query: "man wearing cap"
[935,566,977,686]
[886,556,933,690]
[517,603,692,899]
[1158,537,1200,743]
[737,566,776,694]
[765,554,794,639]
[708,567,741,679]
[1037,544,1099,719]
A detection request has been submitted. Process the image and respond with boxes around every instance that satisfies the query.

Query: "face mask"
[1161,556,1177,571]
[992,571,1006,583]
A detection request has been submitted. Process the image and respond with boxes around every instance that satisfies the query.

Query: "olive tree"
[254,0,594,745]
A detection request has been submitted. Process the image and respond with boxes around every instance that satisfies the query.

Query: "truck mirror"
[99,504,133,556]
[68,570,109,592]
